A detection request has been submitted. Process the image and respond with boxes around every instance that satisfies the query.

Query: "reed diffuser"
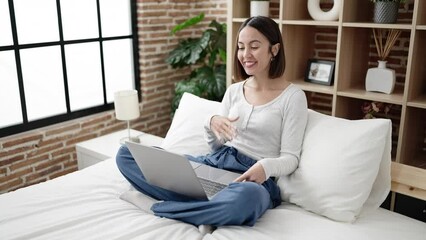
[372,28,402,61]
[365,28,402,94]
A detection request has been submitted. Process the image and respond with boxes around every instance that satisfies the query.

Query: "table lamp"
[114,90,141,144]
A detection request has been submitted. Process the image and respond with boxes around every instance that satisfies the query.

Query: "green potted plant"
[370,0,406,23]
[166,13,227,114]
[250,0,270,17]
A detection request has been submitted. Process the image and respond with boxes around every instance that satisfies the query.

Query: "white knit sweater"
[204,80,308,179]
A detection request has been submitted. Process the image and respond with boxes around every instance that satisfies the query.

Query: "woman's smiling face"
[237,26,273,77]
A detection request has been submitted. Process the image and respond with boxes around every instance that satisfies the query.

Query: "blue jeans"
[116,145,281,226]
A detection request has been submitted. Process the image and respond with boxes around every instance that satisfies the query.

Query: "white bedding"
[2,93,425,239]
[206,202,426,240]
[0,158,203,240]
[1,157,425,240]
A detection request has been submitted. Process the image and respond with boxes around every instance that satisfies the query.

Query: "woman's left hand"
[234,162,266,184]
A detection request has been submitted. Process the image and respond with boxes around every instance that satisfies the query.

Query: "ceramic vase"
[307,0,341,21]
[250,1,269,17]
[365,61,395,94]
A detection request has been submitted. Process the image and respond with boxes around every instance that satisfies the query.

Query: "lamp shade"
[114,90,140,121]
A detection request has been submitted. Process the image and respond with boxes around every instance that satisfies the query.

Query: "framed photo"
[305,59,335,86]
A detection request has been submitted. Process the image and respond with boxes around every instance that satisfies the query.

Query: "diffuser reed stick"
[372,28,401,61]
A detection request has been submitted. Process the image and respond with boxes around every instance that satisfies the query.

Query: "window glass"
[0,0,13,46]
[0,0,138,137]
[20,46,67,121]
[103,39,135,103]
[14,0,59,44]
[65,42,104,111]
[99,0,132,37]
[60,0,99,41]
[0,51,22,127]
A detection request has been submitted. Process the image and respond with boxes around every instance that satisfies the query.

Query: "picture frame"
[305,59,335,86]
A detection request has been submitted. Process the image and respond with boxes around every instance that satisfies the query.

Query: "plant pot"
[250,1,269,17]
[373,2,399,23]
[365,61,395,94]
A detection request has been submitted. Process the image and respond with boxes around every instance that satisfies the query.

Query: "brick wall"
[0,0,227,194]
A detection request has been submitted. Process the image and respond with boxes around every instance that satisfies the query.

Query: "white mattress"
[1,158,425,240]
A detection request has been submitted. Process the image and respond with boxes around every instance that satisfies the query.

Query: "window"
[0,0,139,137]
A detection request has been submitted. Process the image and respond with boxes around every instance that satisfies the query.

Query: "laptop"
[125,141,242,200]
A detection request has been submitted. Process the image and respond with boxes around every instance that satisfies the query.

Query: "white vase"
[250,1,269,17]
[365,61,395,94]
[307,0,342,21]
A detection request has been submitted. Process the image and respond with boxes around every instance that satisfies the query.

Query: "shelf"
[416,26,426,30]
[337,88,404,105]
[407,30,426,107]
[342,22,413,30]
[409,153,426,169]
[292,79,334,95]
[399,107,426,170]
[232,18,281,24]
[407,96,426,109]
[232,18,248,23]
[282,20,339,27]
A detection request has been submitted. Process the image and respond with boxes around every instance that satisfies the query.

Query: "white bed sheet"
[1,157,425,240]
[0,158,204,240]
[206,202,426,240]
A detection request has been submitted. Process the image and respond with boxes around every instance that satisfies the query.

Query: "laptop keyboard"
[198,178,227,198]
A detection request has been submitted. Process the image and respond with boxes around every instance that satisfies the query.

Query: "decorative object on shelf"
[305,59,335,86]
[370,0,405,23]
[361,101,392,119]
[365,28,401,94]
[250,0,270,17]
[307,0,341,21]
[114,90,141,144]
[365,60,395,94]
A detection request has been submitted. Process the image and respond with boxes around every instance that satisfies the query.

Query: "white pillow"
[278,109,392,222]
[160,94,392,222]
[160,92,221,156]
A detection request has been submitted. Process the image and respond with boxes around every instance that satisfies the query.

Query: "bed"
[1,93,425,240]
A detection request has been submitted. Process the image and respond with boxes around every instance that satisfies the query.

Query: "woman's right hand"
[210,115,239,142]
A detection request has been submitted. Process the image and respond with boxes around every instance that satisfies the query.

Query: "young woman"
[116,16,308,227]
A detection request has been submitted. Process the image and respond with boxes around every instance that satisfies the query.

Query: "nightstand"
[76,129,163,170]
